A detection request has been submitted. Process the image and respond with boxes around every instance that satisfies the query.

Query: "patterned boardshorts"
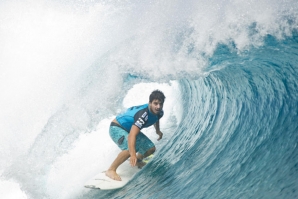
[109,123,155,156]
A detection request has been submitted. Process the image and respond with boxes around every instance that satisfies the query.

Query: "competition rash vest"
[116,103,164,132]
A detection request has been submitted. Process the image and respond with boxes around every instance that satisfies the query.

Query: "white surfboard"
[84,155,153,190]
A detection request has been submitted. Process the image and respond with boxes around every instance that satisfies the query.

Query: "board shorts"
[109,122,155,156]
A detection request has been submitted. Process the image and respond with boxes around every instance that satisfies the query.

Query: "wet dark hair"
[149,90,166,103]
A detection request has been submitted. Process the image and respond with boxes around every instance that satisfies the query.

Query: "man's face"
[149,99,163,115]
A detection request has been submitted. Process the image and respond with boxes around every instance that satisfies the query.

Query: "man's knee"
[147,146,156,155]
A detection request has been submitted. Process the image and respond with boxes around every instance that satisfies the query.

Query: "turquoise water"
[86,34,298,199]
[1,0,298,198]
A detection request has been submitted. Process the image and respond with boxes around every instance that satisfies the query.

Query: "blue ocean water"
[1,0,298,199]
[84,34,298,199]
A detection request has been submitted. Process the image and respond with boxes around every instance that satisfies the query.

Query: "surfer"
[105,90,165,181]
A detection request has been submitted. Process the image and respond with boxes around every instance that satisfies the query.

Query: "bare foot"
[105,170,121,181]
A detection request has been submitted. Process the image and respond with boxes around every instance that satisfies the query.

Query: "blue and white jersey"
[116,103,164,132]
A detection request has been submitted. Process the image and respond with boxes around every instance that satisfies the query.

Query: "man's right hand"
[130,155,137,167]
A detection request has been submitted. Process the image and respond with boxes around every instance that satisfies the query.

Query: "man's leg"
[136,146,156,160]
[135,131,156,169]
[105,150,130,181]
[136,146,156,168]
[107,124,130,181]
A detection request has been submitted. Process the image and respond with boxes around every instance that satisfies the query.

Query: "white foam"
[0,0,102,168]
[45,118,116,199]
[0,179,27,199]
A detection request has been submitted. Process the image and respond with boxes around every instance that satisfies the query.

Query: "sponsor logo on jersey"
[135,118,145,128]
[139,118,145,124]
[135,122,142,128]
[142,112,147,118]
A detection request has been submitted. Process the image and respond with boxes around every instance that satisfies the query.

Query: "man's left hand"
[157,131,163,141]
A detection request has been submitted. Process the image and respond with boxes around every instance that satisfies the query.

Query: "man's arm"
[154,120,163,141]
[128,125,140,167]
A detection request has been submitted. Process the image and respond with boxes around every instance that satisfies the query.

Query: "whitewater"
[0,0,298,198]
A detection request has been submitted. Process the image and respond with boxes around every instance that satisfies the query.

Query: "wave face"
[90,36,298,199]
[1,0,298,199]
